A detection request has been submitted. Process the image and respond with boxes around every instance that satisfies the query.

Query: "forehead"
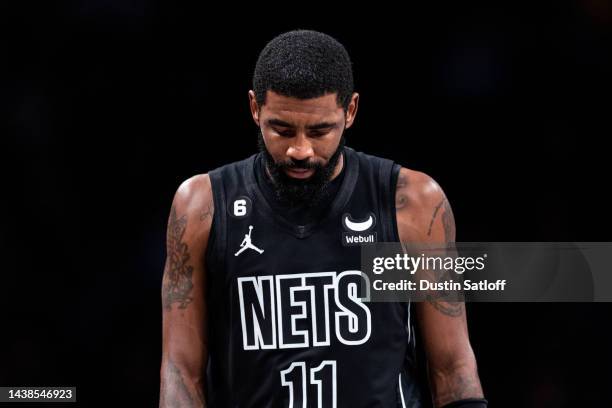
[261,91,342,122]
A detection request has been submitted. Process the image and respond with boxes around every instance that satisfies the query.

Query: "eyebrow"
[266,118,337,130]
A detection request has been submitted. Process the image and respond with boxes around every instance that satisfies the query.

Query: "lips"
[285,168,315,179]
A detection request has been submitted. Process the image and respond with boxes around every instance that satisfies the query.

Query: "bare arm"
[160,174,214,408]
[395,168,484,407]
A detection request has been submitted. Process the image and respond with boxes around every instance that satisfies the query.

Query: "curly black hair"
[252,30,354,111]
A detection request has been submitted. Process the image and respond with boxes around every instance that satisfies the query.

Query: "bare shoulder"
[395,167,455,242]
[172,174,214,223]
[167,174,215,249]
[395,167,445,211]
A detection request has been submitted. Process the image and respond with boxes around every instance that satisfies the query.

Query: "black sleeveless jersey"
[205,146,423,408]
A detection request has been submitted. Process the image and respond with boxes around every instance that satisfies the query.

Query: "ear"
[344,92,359,129]
[248,90,261,126]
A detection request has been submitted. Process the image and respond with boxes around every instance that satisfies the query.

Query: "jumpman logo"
[234,225,264,257]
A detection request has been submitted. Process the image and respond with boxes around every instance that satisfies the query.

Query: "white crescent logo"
[343,214,375,232]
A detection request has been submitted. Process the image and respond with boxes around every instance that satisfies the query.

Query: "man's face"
[249,90,359,206]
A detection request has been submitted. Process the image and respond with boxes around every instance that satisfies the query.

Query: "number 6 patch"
[228,196,253,218]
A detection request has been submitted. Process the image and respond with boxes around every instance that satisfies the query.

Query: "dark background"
[2,1,611,407]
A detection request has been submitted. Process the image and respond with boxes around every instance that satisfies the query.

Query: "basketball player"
[160,30,486,408]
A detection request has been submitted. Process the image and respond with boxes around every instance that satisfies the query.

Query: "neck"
[329,151,344,181]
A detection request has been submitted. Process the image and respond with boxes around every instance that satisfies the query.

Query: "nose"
[286,134,314,162]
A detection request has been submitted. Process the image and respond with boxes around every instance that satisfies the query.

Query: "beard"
[257,130,345,207]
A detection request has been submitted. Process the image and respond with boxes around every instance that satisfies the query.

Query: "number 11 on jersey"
[280,360,337,408]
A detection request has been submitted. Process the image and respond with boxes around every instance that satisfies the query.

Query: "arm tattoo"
[425,293,464,317]
[160,358,205,407]
[442,199,455,242]
[422,264,464,317]
[426,198,456,241]
[426,200,445,236]
[199,200,214,222]
[427,198,461,316]
[396,171,462,317]
[162,206,194,310]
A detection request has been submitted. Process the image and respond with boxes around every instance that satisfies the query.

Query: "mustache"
[274,158,322,170]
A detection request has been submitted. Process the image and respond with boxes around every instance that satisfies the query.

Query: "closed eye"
[308,128,333,138]
[273,128,295,137]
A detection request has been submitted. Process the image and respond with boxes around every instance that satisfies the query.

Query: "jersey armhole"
[205,169,228,278]
[380,160,402,242]
[388,163,402,242]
